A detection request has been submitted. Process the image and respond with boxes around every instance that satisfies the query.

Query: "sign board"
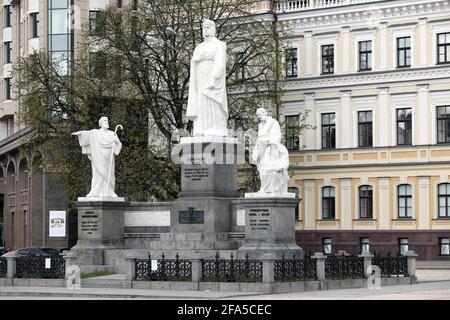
[45,258,51,269]
[49,211,66,237]
[179,207,204,224]
[151,260,158,271]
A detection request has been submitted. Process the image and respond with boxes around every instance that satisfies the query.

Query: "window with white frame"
[398,184,412,219]
[439,238,450,256]
[360,238,370,254]
[359,185,373,219]
[322,186,335,220]
[397,37,411,68]
[397,108,412,145]
[437,32,450,64]
[321,113,336,149]
[438,183,450,218]
[358,41,372,71]
[285,48,298,78]
[399,238,409,255]
[321,45,334,75]
[358,111,373,147]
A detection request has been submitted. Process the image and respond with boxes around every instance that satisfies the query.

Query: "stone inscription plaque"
[179,207,204,224]
[80,211,100,236]
[184,167,209,181]
[248,208,271,231]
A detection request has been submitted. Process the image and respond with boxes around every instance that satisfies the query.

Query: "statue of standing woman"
[186,19,228,137]
[72,117,122,198]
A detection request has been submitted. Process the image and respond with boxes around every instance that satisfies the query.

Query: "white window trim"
[434,180,450,219]
[391,104,415,147]
[316,102,339,150]
[393,181,415,220]
[352,30,376,73]
[318,184,338,221]
[283,38,302,78]
[431,91,450,145]
[354,182,376,221]
[353,106,375,149]
[431,22,450,66]
[390,25,416,69]
[315,34,339,75]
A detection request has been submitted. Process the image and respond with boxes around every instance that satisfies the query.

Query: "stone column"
[304,93,316,150]
[312,252,326,281]
[378,177,390,229]
[340,90,352,148]
[416,84,429,145]
[418,18,428,67]
[404,250,418,278]
[304,31,313,76]
[124,258,136,281]
[379,22,388,70]
[358,252,374,278]
[377,87,389,147]
[261,253,275,284]
[5,252,19,279]
[304,179,315,230]
[340,178,352,230]
[342,27,350,73]
[191,257,203,283]
[417,176,430,230]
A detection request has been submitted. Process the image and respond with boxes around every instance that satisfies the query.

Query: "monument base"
[235,197,303,259]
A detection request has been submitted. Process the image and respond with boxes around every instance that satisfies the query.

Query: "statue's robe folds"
[186,37,228,137]
[252,117,289,194]
[76,129,122,197]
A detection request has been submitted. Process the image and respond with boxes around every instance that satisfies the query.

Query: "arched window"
[359,185,373,219]
[322,186,335,219]
[398,184,412,218]
[438,183,450,218]
[288,187,300,220]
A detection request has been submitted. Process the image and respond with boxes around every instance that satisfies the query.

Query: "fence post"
[312,252,327,281]
[403,250,418,279]
[358,252,374,278]
[124,258,136,281]
[191,255,202,283]
[4,252,19,279]
[261,253,275,284]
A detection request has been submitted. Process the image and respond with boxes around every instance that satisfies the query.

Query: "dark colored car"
[16,248,51,257]
[40,248,62,256]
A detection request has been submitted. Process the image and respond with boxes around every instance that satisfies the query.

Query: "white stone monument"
[186,19,228,137]
[72,116,124,201]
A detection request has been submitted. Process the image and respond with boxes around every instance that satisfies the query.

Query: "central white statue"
[186,19,228,137]
[252,108,290,194]
[72,117,122,198]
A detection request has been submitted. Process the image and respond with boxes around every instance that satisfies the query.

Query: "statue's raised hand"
[71,131,82,136]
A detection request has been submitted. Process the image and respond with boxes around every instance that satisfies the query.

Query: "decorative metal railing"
[274,255,316,282]
[325,256,365,279]
[276,0,379,12]
[0,257,7,277]
[15,256,65,279]
[202,254,262,282]
[371,256,408,277]
[134,253,192,281]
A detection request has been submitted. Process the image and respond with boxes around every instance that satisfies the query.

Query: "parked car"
[40,248,62,256]
[12,248,50,257]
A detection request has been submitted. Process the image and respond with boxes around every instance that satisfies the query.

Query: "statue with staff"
[72,116,123,198]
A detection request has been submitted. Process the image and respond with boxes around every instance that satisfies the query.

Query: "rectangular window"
[321,113,336,149]
[358,111,373,147]
[399,238,409,255]
[117,0,123,7]
[288,187,300,220]
[360,238,370,254]
[31,13,40,38]
[397,37,411,68]
[323,238,332,255]
[89,11,106,37]
[437,106,450,144]
[89,52,107,78]
[437,33,450,64]
[321,45,334,74]
[438,184,450,218]
[5,5,12,27]
[285,48,298,78]
[322,187,336,220]
[398,184,413,218]
[358,41,372,71]
[359,186,373,219]
[397,108,412,145]
[5,78,12,100]
[285,115,299,151]
[440,238,450,256]
[5,42,12,64]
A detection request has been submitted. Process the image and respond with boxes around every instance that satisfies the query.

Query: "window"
[358,41,372,71]
[358,111,373,147]
[288,187,300,220]
[323,238,332,255]
[437,106,450,143]
[5,78,12,100]
[397,108,412,145]
[322,187,335,220]
[439,238,450,256]
[360,238,370,254]
[5,5,12,27]
[359,185,373,219]
[321,113,336,149]
[5,42,12,64]
[234,52,245,82]
[399,238,409,255]
[89,11,106,37]
[89,52,107,78]
[285,115,299,151]
[397,37,411,68]
[437,33,450,64]
[321,45,334,74]
[438,183,450,218]
[132,0,139,10]
[48,0,72,76]
[398,184,412,218]
[285,48,298,77]
[31,13,39,38]
[117,0,123,7]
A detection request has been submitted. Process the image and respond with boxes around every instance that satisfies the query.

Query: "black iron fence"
[325,256,365,279]
[371,256,408,277]
[0,257,6,278]
[274,255,316,282]
[202,254,263,282]
[135,254,192,281]
[15,256,65,279]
